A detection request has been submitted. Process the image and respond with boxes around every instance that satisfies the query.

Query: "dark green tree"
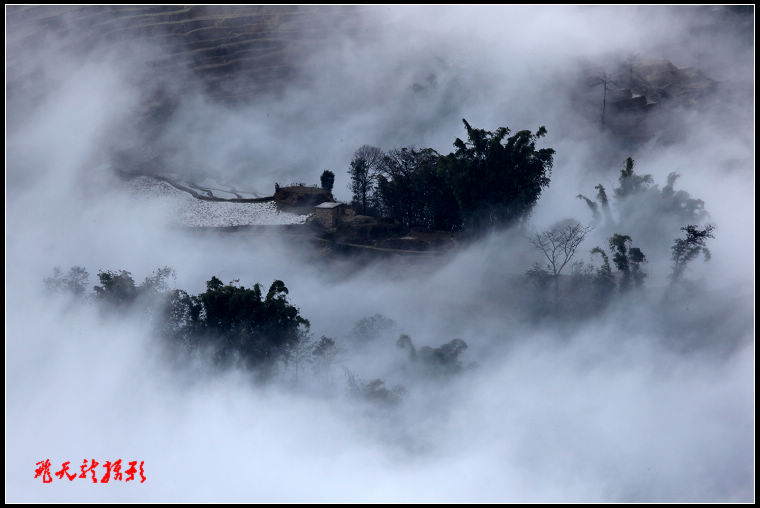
[213,279,304,364]
[608,234,647,291]
[166,277,310,371]
[614,157,654,199]
[375,146,459,230]
[376,147,419,226]
[162,288,202,342]
[439,119,554,230]
[410,151,461,231]
[576,184,612,225]
[671,224,715,282]
[349,156,372,215]
[93,270,138,306]
[320,170,335,193]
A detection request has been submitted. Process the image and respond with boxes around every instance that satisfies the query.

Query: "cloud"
[6,5,754,502]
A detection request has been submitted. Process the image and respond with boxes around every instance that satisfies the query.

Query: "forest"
[44,117,718,394]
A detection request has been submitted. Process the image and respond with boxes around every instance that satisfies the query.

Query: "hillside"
[6,5,361,102]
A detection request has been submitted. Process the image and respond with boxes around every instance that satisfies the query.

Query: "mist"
[6,5,754,502]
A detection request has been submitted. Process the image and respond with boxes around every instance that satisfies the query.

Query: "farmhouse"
[314,202,346,229]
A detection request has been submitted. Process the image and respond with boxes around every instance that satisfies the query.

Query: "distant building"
[314,202,345,229]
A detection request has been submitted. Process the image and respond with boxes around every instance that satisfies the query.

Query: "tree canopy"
[348,145,384,215]
[166,277,310,370]
[349,119,555,232]
[320,170,335,193]
[440,119,555,230]
[671,224,715,283]
[376,146,460,230]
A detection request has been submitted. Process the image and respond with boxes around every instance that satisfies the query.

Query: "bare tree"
[348,145,384,215]
[354,145,384,174]
[530,221,593,293]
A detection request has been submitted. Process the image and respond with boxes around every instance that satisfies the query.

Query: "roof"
[315,202,344,209]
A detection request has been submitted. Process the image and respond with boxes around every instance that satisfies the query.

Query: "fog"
[6,5,754,502]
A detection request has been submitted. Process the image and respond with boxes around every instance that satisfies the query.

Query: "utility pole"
[601,73,608,132]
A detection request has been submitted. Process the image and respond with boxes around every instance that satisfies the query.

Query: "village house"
[313,202,346,229]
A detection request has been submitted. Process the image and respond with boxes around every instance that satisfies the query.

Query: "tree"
[395,334,417,361]
[671,224,715,282]
[353,119,553,232]
[439,119,554,230]
[578,158,709,271]
[580,159,706,227]
[418,338,469,376]
[614,157,654,199]
[93,270,138,306]
[577,184,612,225]
[392,334,470,376]
[526,263,553,289]
[320,170,335,193]
[346,371,406,406]
[376,147,419,226]
[608,234,647,291]
[348,145,384,215]
[311,335,340,383]
[286,333,315,385]
[375,146,459,229]
[351,313,398,344]
[349,156,372,215]
[42,265,312,379]
[44,266,89,297]
[590,246,615,298]
[530,221,593,293]
[141,266,175,294]
[177,277,310,372]
[162,288,201,343]
[660,172,707,224]
[576,194,600,222]
[354,145,384,173]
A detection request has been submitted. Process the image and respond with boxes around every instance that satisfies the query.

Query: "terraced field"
[6,5,362,101]
[128,175,309,227]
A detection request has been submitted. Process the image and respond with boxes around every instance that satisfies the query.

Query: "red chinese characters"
[54,461,77,481]
[101,459,123,483]
[124,460,146,483]
[35,459,146,484]
[79,459,99,483]
[34,459,53,484]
